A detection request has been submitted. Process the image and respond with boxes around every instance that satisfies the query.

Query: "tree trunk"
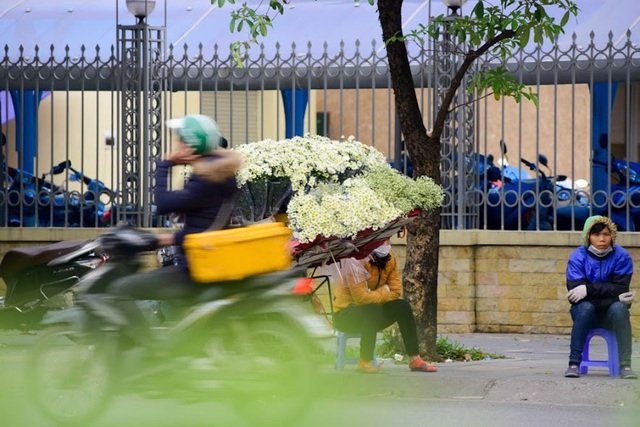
[377,0,442,359]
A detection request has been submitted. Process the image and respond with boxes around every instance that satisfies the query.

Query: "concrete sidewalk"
[324,333,640,408]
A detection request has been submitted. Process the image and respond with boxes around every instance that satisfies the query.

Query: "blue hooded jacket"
[566,215,633,310]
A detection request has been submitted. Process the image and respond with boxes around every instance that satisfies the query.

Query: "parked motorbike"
[463,141,559,230]
[556,156,640,231]
[2,160,139,227]
[481,159,554,230]
[5,161,82,227]
[65,164,117,227]
[26,226,329,426]
[0,239,107,329]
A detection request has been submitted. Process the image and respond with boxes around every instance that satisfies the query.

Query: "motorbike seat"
[0,239,93,283]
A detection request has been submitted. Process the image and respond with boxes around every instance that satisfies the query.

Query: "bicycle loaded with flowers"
[229,134,443,268]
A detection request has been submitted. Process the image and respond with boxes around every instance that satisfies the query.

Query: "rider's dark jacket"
[155,150,241,267]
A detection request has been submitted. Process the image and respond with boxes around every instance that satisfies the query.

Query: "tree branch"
[432,29,517,139]
[446,90,499,113]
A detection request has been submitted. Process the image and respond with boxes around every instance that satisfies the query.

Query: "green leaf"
[270,0,284,14]
[230,17,236,32]
[519,27,531,48]
[472,1,484,19]
[533,8,541,21]
[231,41,244,67]
[544,26,554,41]
[560,10,570,27]
[534,27,543,44]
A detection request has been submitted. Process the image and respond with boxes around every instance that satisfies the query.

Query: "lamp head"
[126,0,156,20]
[442,0,467,17]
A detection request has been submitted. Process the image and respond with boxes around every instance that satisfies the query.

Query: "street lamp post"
[442,0,466,17]
[117,0,165,227]
[437,0,476,229]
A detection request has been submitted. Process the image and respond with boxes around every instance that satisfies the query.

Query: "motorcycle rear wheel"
[26,326,116,426]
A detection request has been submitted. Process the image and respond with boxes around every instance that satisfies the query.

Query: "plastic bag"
[317,257,370,287]
[231,179,293,225]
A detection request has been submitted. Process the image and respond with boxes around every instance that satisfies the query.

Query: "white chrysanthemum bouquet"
[232,135,443,245]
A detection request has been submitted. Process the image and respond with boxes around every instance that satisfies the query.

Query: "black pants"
[109,265,200,301]
[569,301,633,366]
[106,265,201,342]
[333,299,419,361]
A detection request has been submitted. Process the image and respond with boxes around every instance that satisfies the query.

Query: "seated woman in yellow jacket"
[332,241,437,374]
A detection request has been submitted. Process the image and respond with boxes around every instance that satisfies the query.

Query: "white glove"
[566,285,587,303]
[619,291,636,306]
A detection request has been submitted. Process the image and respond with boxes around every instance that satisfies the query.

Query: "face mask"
[588,244,613,258]
[372,245,391,258]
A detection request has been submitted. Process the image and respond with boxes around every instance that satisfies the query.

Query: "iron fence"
[2,30,640,231]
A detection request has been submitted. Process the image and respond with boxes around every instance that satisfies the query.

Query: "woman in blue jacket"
[565,215,636,379]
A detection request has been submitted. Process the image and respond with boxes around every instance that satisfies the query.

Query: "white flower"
[233,134,443,242]
[234,134,387,192]
[287,179,402,242]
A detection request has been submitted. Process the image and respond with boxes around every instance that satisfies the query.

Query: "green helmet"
[166,114,221,155]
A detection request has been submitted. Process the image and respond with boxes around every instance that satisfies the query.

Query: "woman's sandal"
[356,360,380,374]
[409,360,438,372]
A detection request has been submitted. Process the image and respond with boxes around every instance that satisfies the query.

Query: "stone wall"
[392,231,640,337]
[2,228,640,337]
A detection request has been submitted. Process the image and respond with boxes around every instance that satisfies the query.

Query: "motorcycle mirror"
[538,154,548,167]
[487,154,494,165]
[599,133,608,149]
[557,174,568,181]
[499,139,508,155]
[51,160,70,175]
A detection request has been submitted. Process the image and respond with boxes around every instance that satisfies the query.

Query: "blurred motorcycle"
[0,239,107,329]
[27,226,329,426]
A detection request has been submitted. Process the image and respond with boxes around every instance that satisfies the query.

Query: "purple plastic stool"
[579,328,620,377]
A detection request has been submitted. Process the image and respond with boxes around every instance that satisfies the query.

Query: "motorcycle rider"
[106,114,242,338]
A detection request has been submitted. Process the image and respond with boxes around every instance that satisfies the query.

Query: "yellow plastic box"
[183,222,293,283]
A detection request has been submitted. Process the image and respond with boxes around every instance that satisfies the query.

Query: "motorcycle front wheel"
[26,326,117,426]
[206,316,317,427]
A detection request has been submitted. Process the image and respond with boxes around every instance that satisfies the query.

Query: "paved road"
[1,331,639,427]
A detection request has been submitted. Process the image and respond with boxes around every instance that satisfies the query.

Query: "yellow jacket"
[332,250,403,312]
